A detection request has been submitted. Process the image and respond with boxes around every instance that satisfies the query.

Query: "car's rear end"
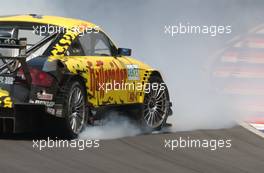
[0,25,61,134]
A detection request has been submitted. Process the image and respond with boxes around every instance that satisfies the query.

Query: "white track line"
[239,122,264,138]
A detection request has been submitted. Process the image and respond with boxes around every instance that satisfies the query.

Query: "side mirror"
[117,48,131,56]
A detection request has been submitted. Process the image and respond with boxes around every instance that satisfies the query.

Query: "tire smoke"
[79,113,142,140]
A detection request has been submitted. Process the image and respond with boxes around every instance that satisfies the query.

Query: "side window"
[79,31,115,56]
[66,39,84,56]
[94,38,111,56]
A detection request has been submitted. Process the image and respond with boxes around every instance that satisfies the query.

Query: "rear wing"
[0,37,32,87]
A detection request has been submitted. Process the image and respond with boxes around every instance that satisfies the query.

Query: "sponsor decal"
[56,109,63,117]
[46,107,63,117]
[37,91,53,101]
[127,64,139,80]
[29,99,55,107]
[0,76,14,85]
[46,107,55,115]
[88,60,127,98]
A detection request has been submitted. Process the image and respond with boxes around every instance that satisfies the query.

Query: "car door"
[79,31,130,106]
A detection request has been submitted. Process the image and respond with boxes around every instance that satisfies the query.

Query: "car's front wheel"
[140,75,170,131]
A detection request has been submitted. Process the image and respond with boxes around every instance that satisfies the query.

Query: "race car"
[0,14,172,137]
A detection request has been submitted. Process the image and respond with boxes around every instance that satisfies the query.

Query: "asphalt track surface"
[0,126,264,173]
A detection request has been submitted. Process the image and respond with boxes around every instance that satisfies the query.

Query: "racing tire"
[140,75,170,131]
[60,80,87,138]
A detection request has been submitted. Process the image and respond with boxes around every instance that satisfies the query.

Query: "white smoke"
[79,113,141,140]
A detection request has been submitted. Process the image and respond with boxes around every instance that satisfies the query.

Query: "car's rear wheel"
[141,75,170,131]
[61,80,87,138]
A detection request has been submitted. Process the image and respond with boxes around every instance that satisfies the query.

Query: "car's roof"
[0,14,98,29]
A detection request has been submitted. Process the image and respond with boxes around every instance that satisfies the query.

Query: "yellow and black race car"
[0,14,172,137]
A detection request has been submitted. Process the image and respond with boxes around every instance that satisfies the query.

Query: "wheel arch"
[150,70,163,80]
[60,73,88,95]
[148,70,171,102]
